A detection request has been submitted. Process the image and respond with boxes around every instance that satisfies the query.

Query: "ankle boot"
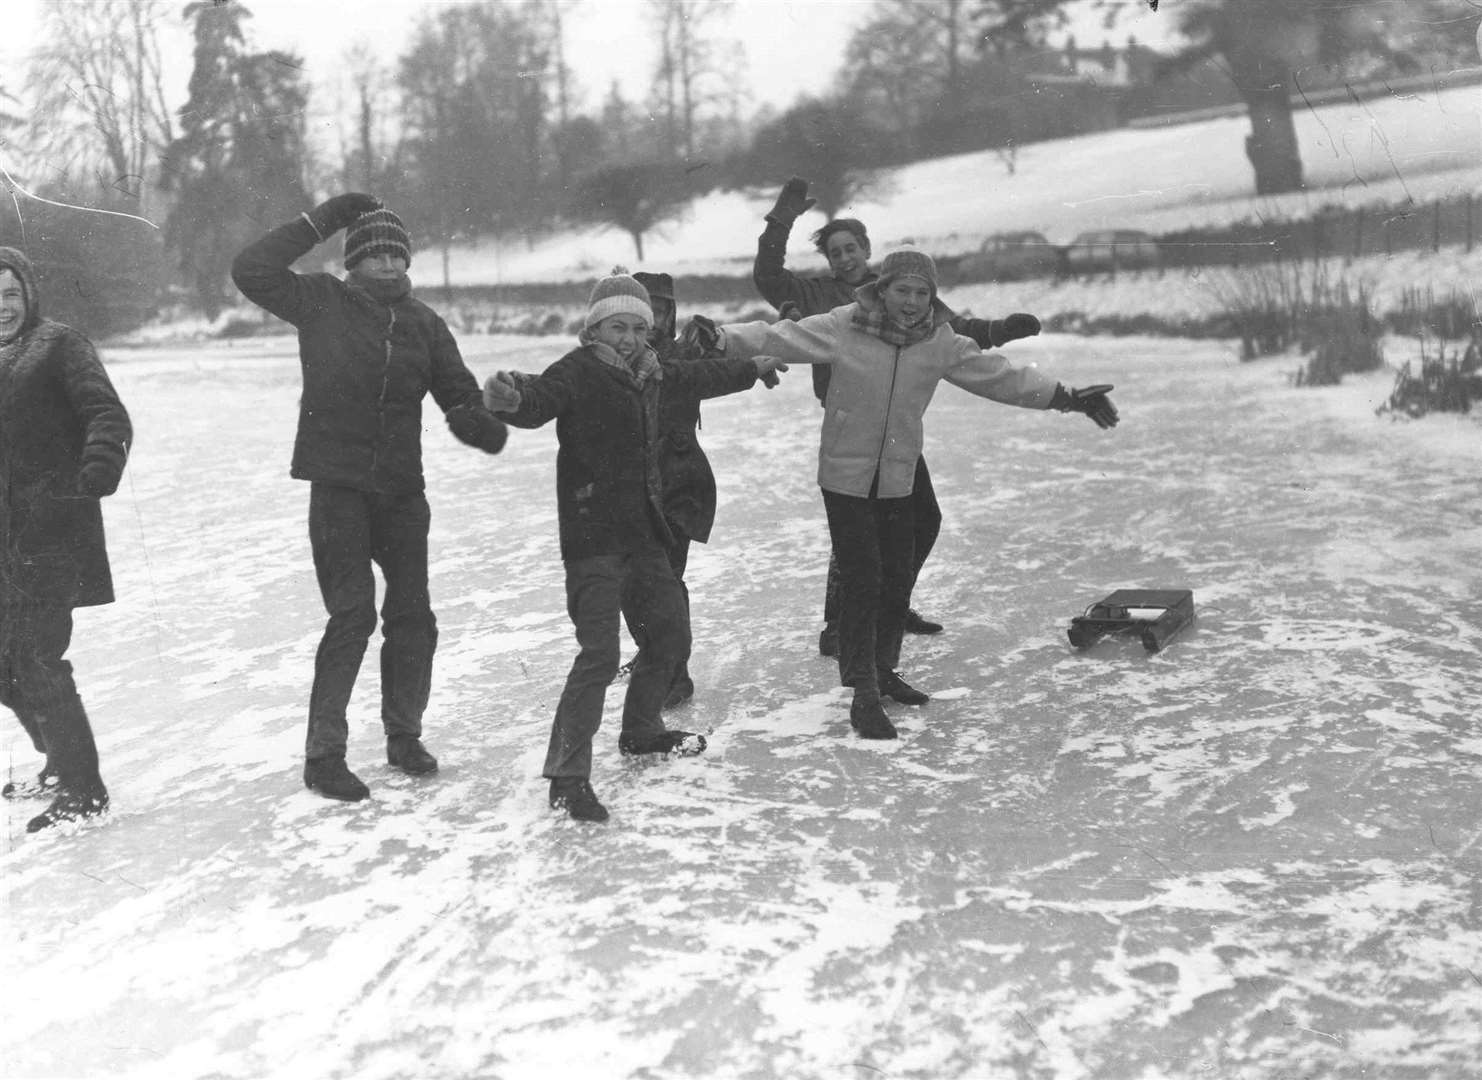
[303,757,370,802]
[387,735,438,775]
[849,689,897,740]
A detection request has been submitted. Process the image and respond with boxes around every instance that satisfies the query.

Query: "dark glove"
[77,461,119,497]
[989,313,1041,347]
[1050,383,1119,429]
[306,192,382,239]
[679,314,723,357]
[765,177,816,227]
[777,300,804,322]
[446,403,508,454]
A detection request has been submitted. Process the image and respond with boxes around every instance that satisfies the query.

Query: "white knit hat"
[585,266,653,329]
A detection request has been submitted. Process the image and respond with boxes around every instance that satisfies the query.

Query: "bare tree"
[645,0,733,160]
[24,0,176,215]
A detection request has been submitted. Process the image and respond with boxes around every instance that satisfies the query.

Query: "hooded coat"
[722,286,1058,500]
[0,248,132,609]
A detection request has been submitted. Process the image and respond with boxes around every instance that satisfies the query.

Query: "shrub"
[1377,339,1482,418]
[1294,280,1383,386]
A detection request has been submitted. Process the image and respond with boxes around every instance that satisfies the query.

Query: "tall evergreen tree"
[159,0,309,318]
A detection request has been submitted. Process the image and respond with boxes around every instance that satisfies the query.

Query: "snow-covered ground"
[4,332,1480,1079]
[432,82,1482,287]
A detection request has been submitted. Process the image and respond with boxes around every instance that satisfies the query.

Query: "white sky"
[4,0,1177,118]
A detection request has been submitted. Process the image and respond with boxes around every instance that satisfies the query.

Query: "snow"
[4,330,1481,1078]
[433,83,1482,287]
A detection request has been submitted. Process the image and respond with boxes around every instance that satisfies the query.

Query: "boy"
[232,193,509,802]
[483,268,785,822]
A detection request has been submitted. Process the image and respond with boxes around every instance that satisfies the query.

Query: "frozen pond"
[3,332,1480,1079]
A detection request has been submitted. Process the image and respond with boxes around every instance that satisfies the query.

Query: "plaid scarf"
[850,284,943,348]
[582,337,662,385]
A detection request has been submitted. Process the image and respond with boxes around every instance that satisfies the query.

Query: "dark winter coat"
[231,217,507,496]
[496,344,758,562]
[652,333,731,544]
[752,218,1004,402]
[0,248,131,609]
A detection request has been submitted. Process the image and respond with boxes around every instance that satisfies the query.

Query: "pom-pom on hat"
[876,249,938,296]
[585,266,653,329]
[344,208,412,270]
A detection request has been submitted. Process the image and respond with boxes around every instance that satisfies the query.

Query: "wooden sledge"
[1067,589,1194,653]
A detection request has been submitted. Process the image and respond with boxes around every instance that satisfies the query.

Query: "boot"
[618,729,708,756]
[303,757,370,802]
[26,783,109,833]
[904,609,943,635]
[3,762,60,800]
[549,777,609,822]
[818,623,839,657]
[386,735,439,775]
[879,669,930,705]
[849,689,897,740]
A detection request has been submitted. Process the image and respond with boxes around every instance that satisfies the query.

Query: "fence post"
[1467,193,1474,254]
[1433,199,1441,253]
[1352,206,1363,262]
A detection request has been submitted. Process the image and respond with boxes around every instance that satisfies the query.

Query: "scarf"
[850,282,952,348]
[346,269,412,306]
[580,335,662,386]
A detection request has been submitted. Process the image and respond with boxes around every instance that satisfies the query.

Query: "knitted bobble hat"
[585,266,653,329]
[344,208,412,270]
[877,249,939,296]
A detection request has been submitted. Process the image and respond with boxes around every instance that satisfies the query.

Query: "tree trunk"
[1242,79,1304,195]
[631,230,646,262]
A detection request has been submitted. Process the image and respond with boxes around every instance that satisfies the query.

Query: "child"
[0,247,131,832]
[482,268,785,822]
[698,249,1117,740]
[232,193,509,802]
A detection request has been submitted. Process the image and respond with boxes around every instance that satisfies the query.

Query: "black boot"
[549,777,609,822]
[879,670,930,705]
[3,762,60,800]
[618,730,708,756]
[904,609,943,635]
[849,689,898,740]
[303,757,370,802]
[387,735,439,775]
[26,782,109,833]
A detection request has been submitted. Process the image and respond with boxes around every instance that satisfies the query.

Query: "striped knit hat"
[585,266,653,329]
[877,249,938,296]
[344,208,412,270]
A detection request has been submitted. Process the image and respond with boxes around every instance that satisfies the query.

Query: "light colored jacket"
[723,301,1059,498]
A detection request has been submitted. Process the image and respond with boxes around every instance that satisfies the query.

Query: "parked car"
[1061,229,1162,275]
[957,231,1061,282]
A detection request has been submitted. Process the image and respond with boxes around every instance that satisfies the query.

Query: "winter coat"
[495,344,758,561]
[752,218,1004,403]
[0,248,131,609]
[652,333,727,544]
[722,290,1059,500]
[231,217,507,496]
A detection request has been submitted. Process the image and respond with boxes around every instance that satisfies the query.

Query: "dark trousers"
[306,483,437,762]
[624,533,693,692]
[822,487,916,691]
[0,601,104,792]
[823,456,939,626]
[547,550,689,779]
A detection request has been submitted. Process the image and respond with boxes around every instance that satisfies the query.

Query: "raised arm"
[230,192,381,326]
[752,177,817,311]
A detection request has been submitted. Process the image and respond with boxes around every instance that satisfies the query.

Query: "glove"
[446,403,508,454]
[482,372,522,413]
[1051,383,1119,429]
[989,313,1041,347]
[77,461,119,497]
[754,356,788,388]
[777,300,804,322]
[306,192,382,239]
[765,177,816,227]
[678,314,724,357]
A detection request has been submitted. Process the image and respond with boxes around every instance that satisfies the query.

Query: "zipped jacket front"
[723,303,1059,499]
[232,218,501,494]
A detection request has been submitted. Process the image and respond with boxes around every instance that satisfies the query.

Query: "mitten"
[446,403,509,454]
[754,356,788,388]
[989,313,1041,347]
[765,177,816,227]
[482,372,522,413]
[777,300,804,322]
[306,192,382,240]
[1050,383,1119,429]
[77,461,119,497]
[678,314,724,357]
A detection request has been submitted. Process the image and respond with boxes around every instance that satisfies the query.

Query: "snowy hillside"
[439,83,1482,287]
